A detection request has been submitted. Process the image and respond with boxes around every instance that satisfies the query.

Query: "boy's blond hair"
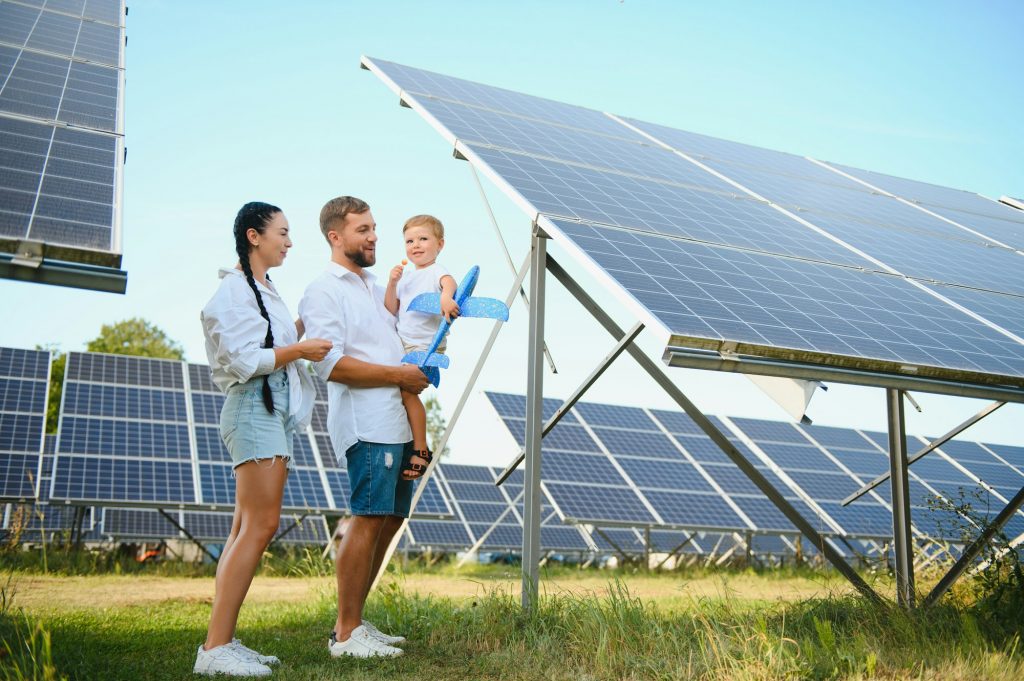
[403,214,444,240]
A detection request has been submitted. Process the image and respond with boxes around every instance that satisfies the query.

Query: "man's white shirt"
[299,262,412,462]
[200,267,315,428]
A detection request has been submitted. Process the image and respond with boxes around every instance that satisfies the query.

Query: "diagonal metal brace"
[923,484,1024,607]
[545,254,883,604]
[157,508,218,562]
[842,400,1006,506]
[495,321,645,486]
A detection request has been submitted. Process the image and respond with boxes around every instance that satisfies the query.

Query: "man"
[299,196,430,658]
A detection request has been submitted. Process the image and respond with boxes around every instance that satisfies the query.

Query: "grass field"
[2,558,1023,680]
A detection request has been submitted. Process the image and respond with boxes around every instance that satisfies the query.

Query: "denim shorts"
[345,440,415,517]
[220,370,295,469]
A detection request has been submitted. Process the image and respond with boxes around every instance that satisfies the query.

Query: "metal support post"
[594,527,629,563]
[924,485,1024,607]
[546,255,882,604]
[887,389,916,609]
[643,526,651,569]
[843,400,1006,505]
[522,230,547,611]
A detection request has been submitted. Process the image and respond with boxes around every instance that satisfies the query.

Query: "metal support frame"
[496,321,645,485]
[924,485,1024,607]
[843,400,1006,506]
[522,229,548,610]
[534,255,882,604]
[654,533,696,570]
[593,526,631,563]
[887,389,916,608]
[156,508,218,563]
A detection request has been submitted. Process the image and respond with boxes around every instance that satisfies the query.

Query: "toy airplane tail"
[401,351,448,388]
[402,351,450,369]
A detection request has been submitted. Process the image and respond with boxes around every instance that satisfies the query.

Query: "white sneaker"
[230,639,281,665]
[362,619,406,645]
[328,625,403,658]
[193,643,272,676]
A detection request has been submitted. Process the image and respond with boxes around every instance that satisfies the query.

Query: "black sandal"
[402,448,433,480]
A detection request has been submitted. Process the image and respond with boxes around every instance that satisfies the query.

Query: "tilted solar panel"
[0,0,126,291]
[363,57,1024,395]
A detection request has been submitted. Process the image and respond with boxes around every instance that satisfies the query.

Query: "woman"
[194,202,332,677]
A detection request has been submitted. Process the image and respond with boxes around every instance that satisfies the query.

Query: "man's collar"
[326,261,377,285]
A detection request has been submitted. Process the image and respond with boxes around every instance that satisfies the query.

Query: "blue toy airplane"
[402,265,509,386]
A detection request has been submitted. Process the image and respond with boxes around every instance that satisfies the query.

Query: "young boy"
[384,215,459,479]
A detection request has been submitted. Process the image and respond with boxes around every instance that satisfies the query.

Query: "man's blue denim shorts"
[220,370,295,470]
[345,440,415,517]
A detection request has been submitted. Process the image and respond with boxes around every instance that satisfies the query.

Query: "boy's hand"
[389,261,406,286]
[441,298,461,322]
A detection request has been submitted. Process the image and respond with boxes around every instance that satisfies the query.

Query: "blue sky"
[3,1,1023,461]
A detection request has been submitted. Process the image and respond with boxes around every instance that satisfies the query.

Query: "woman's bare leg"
[203,457,288,649]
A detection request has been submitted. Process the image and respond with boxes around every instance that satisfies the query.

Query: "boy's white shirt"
[396,262,451,348]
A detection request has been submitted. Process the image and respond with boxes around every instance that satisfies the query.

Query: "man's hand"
[395,364,429,394]
[441,297,461,323]
[296,338,333,361]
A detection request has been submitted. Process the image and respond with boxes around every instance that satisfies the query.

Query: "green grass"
[1,563,1022,680]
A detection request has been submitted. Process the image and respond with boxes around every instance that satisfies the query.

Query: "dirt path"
[8,571,857,612]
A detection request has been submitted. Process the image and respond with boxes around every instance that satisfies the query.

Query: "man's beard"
[345,246,375,268]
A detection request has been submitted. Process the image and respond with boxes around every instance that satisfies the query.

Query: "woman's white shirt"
[200,267,315,428]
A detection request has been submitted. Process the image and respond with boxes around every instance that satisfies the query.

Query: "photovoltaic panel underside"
[0,0,126,274]
[362,57,1024,393]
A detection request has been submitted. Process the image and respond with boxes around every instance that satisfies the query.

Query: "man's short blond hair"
[403,214,444,240]
[319,196,370,241]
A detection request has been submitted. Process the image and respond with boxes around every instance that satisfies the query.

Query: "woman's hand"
[296,338,332,361]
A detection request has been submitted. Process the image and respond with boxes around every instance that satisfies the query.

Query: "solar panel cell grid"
[543,482,654,524]
[644,489,744,528]
[366,59,1024,392]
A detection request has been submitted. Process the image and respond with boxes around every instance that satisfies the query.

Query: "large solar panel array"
[0,0,127,285]
[483,392,1024,549]
[48,351,454,517]
[363,57,1024,393]
[0,347,50,501]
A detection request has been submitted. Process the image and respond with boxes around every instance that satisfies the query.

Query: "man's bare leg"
[363,515,405,602]
[334,515,386,641]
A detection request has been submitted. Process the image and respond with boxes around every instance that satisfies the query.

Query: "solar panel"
[0,0,126,291]
[51,352,195,506]
[0,347,50,501]
[364,57,1024,395]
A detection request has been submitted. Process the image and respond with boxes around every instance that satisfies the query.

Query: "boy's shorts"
[345,440,415,517]
[402,340,446,355]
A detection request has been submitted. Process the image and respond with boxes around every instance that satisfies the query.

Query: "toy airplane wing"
[459,297,509,321]
[406,292,441,314]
